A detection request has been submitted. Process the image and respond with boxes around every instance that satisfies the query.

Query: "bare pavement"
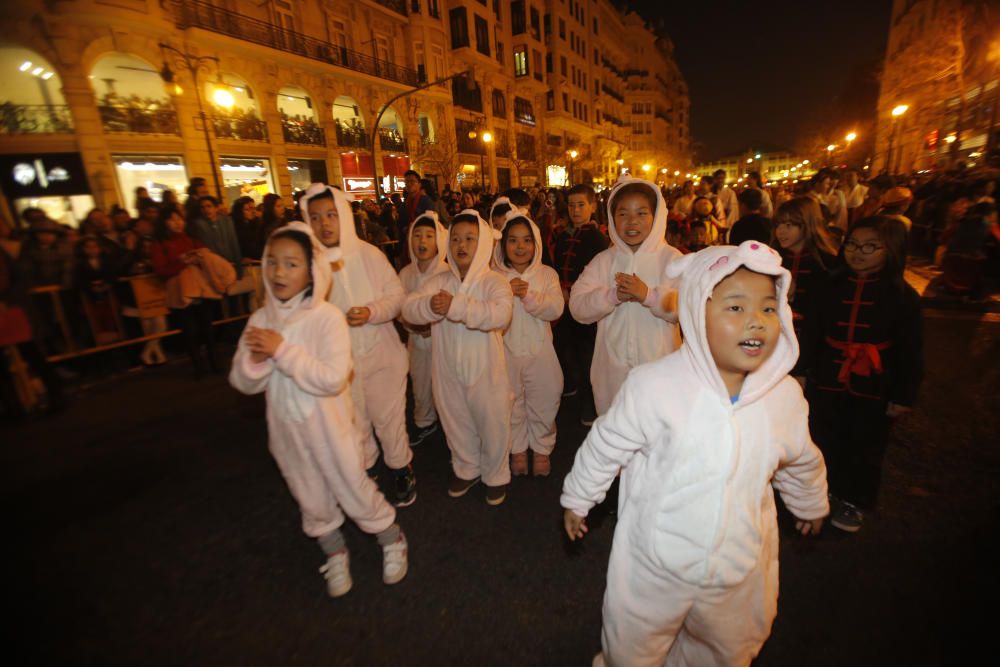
[4,302,998,666]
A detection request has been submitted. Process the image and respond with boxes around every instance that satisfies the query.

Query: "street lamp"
[482,130,493,191]
[642,163,651,174]
[568,149,579,186]
[158,43,223,199]
[826,144,836,166]
[888,104,909,174]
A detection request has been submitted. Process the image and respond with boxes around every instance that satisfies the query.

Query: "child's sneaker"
[831,501,864,533]
[382,534,408,585]
[448,474,480,497]
[532,452,551,477]
[511,451,529,476]
[319,550,352,597]
[411,421,438,446]
[485,483,507,506]
[394,466,417,507]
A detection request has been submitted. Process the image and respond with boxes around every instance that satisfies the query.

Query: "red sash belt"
[825,337,891,384]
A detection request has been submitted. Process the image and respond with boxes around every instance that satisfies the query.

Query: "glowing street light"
[754,153,761,159]
[482,130,493,143]
[891,104,909,117]
[746,158,753,164]
[616,158,624,165]
[213,87,235,108]
[642,163,651,173]
[846,131,857,143]
[945,133,957,144]
[802,159,810,164]
[674,170,680,176]
[826,144,836,152]
[569,149,578,159]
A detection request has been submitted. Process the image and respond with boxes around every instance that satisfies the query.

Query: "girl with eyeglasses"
[798,216,923,534]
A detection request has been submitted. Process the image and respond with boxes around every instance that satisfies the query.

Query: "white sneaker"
[382,534,408,585]
[319,551,352,597]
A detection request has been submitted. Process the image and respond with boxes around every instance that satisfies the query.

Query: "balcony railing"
[601,85,625,103]
[211,115,268,141]
[379,128,406,151]
[99,106,180,135]
[334,121,370,149]
[0,104,74,135]
[281,117,326,146]
[170,0,421,87]
[376,0,407,15]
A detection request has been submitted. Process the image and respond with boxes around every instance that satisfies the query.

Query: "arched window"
[377,105,406,152]
[0,46,71,134]
[492,89,506,118]
[204,73,266,141]
[90,52,178,134]
[277,85,323,146]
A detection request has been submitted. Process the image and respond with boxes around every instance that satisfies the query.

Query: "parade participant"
[568,177,682,417]
[840,168,868,224]
[562,241,829,667]
[711,168,739,228]
[398,170,434,264]
[771,197,839,347]
[398,211,450,445]
[671,180,697,219]
[493,212,564,476]
[554,184,609,425]
[229,222,407,597]
[402,210,514,505]
[800,216,922,533]
[300,183,417,508]
[746,171,774,218]
[729,188,772,246]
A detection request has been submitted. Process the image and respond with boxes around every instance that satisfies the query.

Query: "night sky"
[628,0,894,162]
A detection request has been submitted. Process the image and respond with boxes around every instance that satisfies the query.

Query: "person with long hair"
[231,195,263,260]
[259,193,289,249]
[799,216,923,533]
[771,197,839,344]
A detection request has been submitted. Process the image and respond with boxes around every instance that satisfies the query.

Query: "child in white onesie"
[229,222,407,598]
[398,211,450,445]
[569,177,683,417]
[299,183,416,508]
[562,241,829,667]
[492,212,565,477]
[402,210,514,506]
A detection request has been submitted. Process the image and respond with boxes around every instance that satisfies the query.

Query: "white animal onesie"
[398,211,450,429]
[298,183,412,472]
[562,241,829,667]
[402,209,514,486]
[230,222,396,539]
[492,212,565,457]
[569,177,683,416]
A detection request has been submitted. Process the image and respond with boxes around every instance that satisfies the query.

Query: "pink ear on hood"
[708,256,730,271]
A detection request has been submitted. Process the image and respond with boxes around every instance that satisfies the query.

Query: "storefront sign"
[0,153,90,199]
[343,177,375,193]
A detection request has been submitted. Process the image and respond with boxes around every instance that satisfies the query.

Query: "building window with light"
[514,97,536,126]
[513,46,528,77]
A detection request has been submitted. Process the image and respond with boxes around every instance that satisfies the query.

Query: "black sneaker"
[411,422,439,447]
[394,467,417,507]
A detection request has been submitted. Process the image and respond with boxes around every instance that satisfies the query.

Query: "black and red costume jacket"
[552,221,609,292]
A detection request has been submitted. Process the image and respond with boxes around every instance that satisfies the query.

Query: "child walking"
[299,183,417,508]
[562,241,829,666]
[229,222,407,597]
[398,211,450,445]
[569,177,682,417]
[492,212,565,477]
[402,210,514,505]
[800,216,923,533]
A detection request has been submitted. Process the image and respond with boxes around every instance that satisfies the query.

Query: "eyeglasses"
[843,241,884,255]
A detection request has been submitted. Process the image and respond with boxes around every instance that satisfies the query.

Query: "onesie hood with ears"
[448,208,495,293]
[297,182,360,262]
[408,210,450,279]
[488,196,528,228]
[605,175,669,260]
[665,240,797,407]
[492,211,544,279]
[259,221,334,330]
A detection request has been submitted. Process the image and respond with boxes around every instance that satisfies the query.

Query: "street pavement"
[4,309,998,666]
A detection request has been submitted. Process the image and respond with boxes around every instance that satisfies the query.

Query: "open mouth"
[739,338,764,355]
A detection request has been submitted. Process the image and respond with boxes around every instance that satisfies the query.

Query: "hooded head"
[447,209,494,290]
[409,210,449,277]
[493,211,543,278]
[260,221,333,329]
[298,182,359,262]
[606,176,668,256]
[666,241,798,406]
[488,196,528,231]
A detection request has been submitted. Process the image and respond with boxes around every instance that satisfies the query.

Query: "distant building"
[875,0,999,173]
[693,151,817,186]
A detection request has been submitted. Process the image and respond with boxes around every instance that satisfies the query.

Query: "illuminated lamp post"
[568,149,579,186]
[888,104,909,174]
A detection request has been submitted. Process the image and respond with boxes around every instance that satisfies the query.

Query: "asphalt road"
[5,311,998,666]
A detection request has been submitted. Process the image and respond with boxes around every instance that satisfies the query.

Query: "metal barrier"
[25,263,264,363]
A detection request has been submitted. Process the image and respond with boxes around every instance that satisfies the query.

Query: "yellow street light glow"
[791,166,798,171]
[41,71,53,80]
[746,158,753,164]
[482,131,493,143]
[642,163,651,172]
[660,168,668,173]
[846,131,857,142]
[213,88,235,108]
[827,144,835,152]
[754,153,761,159]
[19,61,31,72]
[31,66,43,76]
[173,84,184,95]
[891,104,909,117]
[569,149,578,158]
[802,159,810,164]
[468,130,477,139]
[674,170,680,176]
[944,133,957,144]
[616,158,624,165]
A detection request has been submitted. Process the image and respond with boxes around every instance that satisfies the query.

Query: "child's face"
[705,268,780,394]
[308,197,340,248]
[411,225,438,262]
[613,193,654,250]
[450,221,479,274]
[491,213,506,231]
[774,221,805,253]
[843,227,887,276]
[266,237,311,301]
[504,223,535,271]
[567,194,595,225]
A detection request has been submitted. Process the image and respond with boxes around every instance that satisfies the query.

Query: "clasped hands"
[245,326,284,363]
[615,272,648,304]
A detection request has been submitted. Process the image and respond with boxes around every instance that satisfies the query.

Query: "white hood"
[448,209,495,293]
[408,210,450,280]
[666,240,798,406]
[491,210,544,279]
